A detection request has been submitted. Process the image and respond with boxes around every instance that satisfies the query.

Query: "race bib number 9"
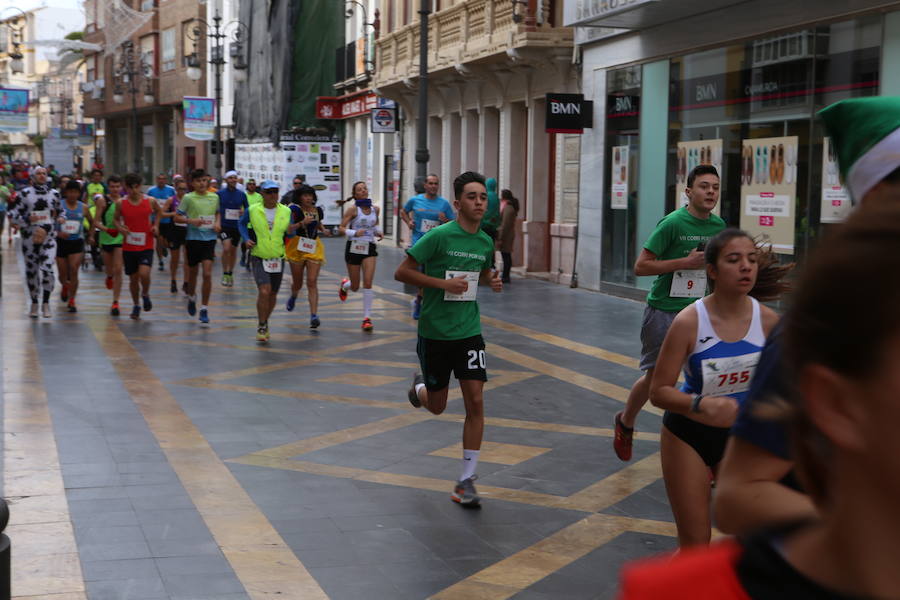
[298,237,316,253]
[671,269,706,298]
[199,215,215,229]
[350,240,369,255]
[700,352,760,397]
[420,218,439,233]
[225,208,241,221]
[262,258,283,273]
[62,220,81,235]
[444,270,479,302]
[126,231,146,246]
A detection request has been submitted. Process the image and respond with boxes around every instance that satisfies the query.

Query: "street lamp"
[344,0,379,78]
[185,10,249,180]
[113,40,154,174]
[2,8,27,75]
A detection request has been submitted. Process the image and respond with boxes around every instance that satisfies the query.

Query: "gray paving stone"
[82,558,160,582]
[86,576,168,600]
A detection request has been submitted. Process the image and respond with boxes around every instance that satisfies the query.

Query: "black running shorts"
[416,335,487,391]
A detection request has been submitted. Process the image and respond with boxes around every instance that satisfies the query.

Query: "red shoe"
[614,411,634,462]
[60,284,68,303]
[361,317,373,332]
[105,275,113,289]
[339,278,349,302]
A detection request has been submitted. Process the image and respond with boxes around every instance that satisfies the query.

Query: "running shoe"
[407,373,423,408]
[67,303,77,313]
[60,284,68,303]
[130,305,141,320]
[221,274,228,286]
[29,303,38,319]
[158,259,164,272]
[187,298,197,316]
[361,317,373,332]
[199,308,209,324]
[41,304,51,318]
[310,315,320,329]
[286,295,296,312]
[411,296,421,320]
[170,280,177,294]
[105,275,113,290]
[613,411,634,462]
[110,301,120,317]
[339,278,349,302]
[256,325,268,342]
[451,476,480,507]
[142,295,152,312]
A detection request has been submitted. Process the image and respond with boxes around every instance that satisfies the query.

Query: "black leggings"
[501,252,512,281]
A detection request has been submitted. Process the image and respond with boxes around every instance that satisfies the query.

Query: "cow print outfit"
[10,182,62,306]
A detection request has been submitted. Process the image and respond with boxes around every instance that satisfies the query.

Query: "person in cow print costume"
[9,166,62,318]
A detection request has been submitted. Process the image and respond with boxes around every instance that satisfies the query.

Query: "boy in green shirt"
[175,168,220,324]
[614,164,726,461]
[395,171,503,507]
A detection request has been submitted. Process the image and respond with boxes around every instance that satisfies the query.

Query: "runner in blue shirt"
[401,173,455,319]
[148,173,175,272]
[216,170,249,287]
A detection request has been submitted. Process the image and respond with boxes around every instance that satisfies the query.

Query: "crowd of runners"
[4,96,900,598]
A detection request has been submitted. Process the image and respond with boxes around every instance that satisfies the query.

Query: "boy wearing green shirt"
[395,171,503,507]
[614,164,726,461]
[175,168,220,323]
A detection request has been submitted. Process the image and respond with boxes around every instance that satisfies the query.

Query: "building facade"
[568,0,900,297]
[82,0,209,181]
[373,0,577,281]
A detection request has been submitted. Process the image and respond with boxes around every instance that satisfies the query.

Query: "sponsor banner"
[183,97,215,141]
[676,139,722,216]
[739,136,798,254]
[281,137,343,225]
[0,87,29,133]
[820,136,852,223]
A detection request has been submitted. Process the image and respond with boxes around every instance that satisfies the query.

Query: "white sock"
[341,279,352,291]
[414,383,425,395]
[460,449,480,482]
[200,305,208,311]
[363,289,373,318]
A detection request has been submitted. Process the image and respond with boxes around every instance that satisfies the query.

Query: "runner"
[160,179,189,294]
[55,180,90,312]
[238,180,293,342]
[9,166,62,318]
[395,171,503,507]
[614,165,726,461]
[0,174,9,243]
[147,173,175,273]
[215,170,248,287]
[401,173,454,319]
[619,204,900,599]
[93,175,125,316]
[284,184,331,328]
[648,228,782,547]
[175,168,220,324]
[241,178,263,268]
[338,181,383,331]
[116,173,161,320]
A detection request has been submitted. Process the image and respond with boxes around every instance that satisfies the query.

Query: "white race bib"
[700,352,760,397]
[350,240,370,255]
[126,231,146,246]
[175,221,187,227]
[262,257,283,273]
[225,208,241,221]
[297,237,316,253]
[62,220,81,235]
[421,218,439,233]
[670,270,706,298]
[199,215,215,229]
[32,210,51,226]
[443,270,479,302]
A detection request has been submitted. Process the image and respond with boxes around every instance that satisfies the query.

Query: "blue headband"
[355,198,372,208]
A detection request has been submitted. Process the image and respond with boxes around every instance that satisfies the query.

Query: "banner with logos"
[234,142,282,187]
[0,87,29,133]
[676,139,722,216]
[281,134,343,225]
[739,136,798,255]
[610,145,630,210]
[820,136,853,223]
[183,97,215,141]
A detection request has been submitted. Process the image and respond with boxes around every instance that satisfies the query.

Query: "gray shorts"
[249,256,284,293]
[639,305,678,371]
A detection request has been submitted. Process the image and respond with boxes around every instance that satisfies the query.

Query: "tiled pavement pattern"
[0,236,676,600]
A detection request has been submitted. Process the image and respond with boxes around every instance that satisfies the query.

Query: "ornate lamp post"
[112,40,154,174]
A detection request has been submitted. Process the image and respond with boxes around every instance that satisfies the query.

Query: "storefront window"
[602,65,641,286]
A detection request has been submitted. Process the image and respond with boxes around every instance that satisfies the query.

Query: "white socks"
[363,289,373,318]
[460,449,480,482]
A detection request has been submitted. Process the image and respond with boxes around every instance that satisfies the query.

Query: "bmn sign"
[546,93,589,134]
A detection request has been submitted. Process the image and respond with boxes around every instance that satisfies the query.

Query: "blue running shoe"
[286,295,296,312]
[199,308,209,324]
[187,298,197,316]
[130,305,141,320]
[142,295,152,312]
[310,315,320,329]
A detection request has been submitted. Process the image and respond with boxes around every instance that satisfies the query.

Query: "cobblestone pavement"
[0,236,675,599]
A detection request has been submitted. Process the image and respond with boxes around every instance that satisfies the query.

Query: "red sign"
[315,98,339,119]
[759,216,774,227]
[316,92,378,120]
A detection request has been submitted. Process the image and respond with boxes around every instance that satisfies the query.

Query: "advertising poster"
[739,136,798,255]
[281,135,343,225]
[235,142,281,187]
[610,145,629,210]
[820,136,853,223]
[183,97,215,141]
[675,139,722,216]
[0,87,29,133]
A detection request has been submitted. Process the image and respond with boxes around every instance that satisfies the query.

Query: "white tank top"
[350,205,378,243]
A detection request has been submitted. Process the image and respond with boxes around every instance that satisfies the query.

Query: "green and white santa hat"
[818,96,900,201]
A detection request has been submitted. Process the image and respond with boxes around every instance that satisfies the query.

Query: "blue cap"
[260,179,279,190]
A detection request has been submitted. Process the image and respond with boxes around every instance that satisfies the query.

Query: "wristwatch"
[690,394,704,413]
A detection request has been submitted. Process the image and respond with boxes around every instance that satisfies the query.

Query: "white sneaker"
[41,304,51,318]
[29,303,38,319]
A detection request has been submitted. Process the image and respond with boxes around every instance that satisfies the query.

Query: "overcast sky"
[18,0,83,12]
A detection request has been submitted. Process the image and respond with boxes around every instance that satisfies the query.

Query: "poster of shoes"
[739,137,798,255]
[820,136,853,224]
[675,139,722,216]
[610,145,630,210]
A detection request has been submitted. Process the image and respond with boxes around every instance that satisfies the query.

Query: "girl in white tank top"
[338,182,383,331]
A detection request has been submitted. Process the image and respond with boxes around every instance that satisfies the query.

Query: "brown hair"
[704,228,793,302]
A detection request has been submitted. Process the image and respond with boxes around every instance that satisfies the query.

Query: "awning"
[564,0,749,30]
